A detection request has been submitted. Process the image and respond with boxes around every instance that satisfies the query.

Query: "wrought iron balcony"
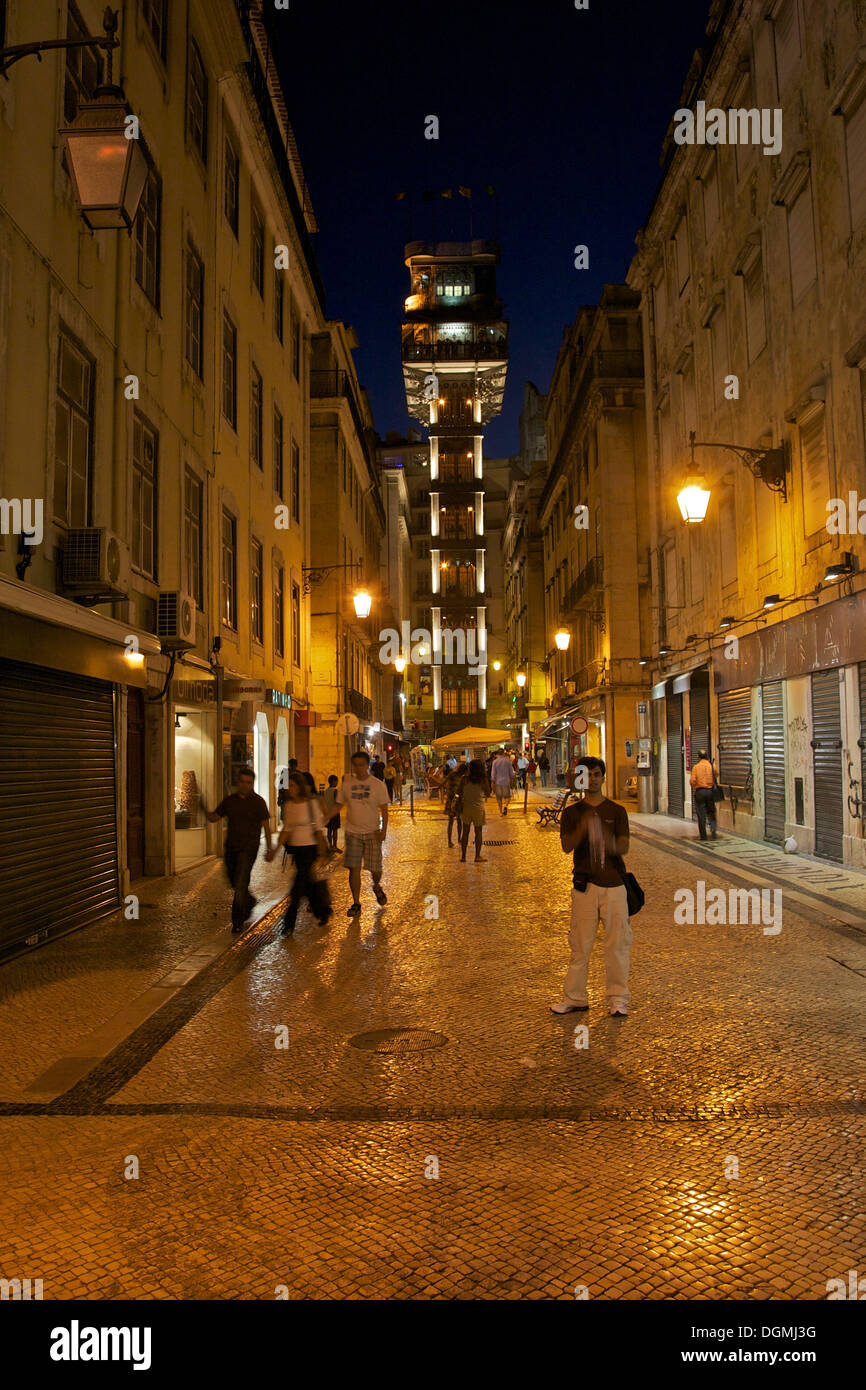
[401,338,508,364]
[559,556,604,616]
[346,688,373,722]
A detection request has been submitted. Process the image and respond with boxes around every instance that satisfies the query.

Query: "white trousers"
[562,882,632,1008]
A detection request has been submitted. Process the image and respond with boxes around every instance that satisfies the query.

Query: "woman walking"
[459,760,489,862]
[443,761,468,848]
[275,772,332,934]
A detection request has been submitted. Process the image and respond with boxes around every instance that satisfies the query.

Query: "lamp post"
[0,8,148,231]
[678,429,789,520]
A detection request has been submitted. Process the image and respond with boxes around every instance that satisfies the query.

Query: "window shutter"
[773,0,800,93]
[799,404,830,538]
[787,181,816,303]
[744,255,766,361]
[846,95,866,230]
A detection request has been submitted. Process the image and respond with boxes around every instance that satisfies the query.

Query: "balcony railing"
[560,556,604,616]
[346,688,372,722]
[402,339,508,363]
[310,370,372,465]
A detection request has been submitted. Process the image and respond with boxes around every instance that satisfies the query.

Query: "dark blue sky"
[275,0,710,456]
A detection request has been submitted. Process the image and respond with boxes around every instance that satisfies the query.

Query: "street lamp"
[1,8,148,232]
[676,477,712,524]
[394,655,407,674]
[554,629,571,652]
[492,659,501,671]
[515,671,527,689]
[353,589,372,619]
[679,429,789,520]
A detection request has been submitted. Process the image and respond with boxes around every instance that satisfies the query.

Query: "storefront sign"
[224,679,266,702]
[715,591,866,691]
[570,714,589,735]
[173,678,215,705]
[267,689,292,708]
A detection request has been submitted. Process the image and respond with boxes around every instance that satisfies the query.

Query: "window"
[141,0,167,59]
[184,468,203,607]
[251,199,265,297]
[273,406,284,497]
[436,267,473,298]
[250,364,263,468]
[186,38,208,163]
[787,178,816,304]
[184,240,204,378]
[291,581,301,666]
[54,328,93,526]
[224,131,239,236]
[772,0,800,95]
[291,439,300,522]
[133,167,161,307]
[222,311,237,426]
[718,486,738,587]
[292,305,301,381]
[273,561,285,657]
[64,3,100,123]
[844,95,866,230]
[673,215,690,294]
[742,250,766,362]
[708,305,728,407]
[799,403,831,539]
[250,538,264,643]
[221,509,237,627]
[274,266,284,341]
[701,154,720,237]
[131,412,158,579]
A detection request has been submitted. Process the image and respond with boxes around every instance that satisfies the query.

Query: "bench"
[536,790,572,826]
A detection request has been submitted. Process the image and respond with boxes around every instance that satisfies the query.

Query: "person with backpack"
[690,750,721,841]
[458,759,489,862]
[550,756,633,1018]
[275,772,332,934]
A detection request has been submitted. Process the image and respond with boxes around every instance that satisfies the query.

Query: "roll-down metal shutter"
[717,687,752,794]
[689,675,710,763]
[859,662,866,805]
[0,658,119,956]
[666,694,684,817]
[761,682,786,844]
[811,668,844,861]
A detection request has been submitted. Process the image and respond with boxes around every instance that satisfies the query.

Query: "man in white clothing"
[337,750,390,915]
[490,750,516,815]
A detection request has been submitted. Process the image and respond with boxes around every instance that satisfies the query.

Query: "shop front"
[171,667,219,873]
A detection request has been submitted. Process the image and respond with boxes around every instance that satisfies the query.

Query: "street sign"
[570,715,588,735]
[335,712,360,736]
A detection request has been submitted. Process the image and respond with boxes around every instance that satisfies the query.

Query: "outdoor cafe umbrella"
[430,727,511,750]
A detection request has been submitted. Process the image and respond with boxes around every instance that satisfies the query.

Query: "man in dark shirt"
[550,756,633,1017]
[205,767,274,932]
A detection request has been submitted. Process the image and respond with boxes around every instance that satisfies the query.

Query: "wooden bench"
[536,790,572,826]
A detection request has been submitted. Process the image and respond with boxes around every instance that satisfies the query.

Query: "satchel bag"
[710,766,725,803]
[614,856,645,916]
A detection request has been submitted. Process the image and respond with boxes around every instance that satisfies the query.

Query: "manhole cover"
[349,1027,449,1053]
[484,840,515,846]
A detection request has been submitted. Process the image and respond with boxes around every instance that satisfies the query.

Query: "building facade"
[627,0,866,864]
[537,289,650,798]
[401,239,508,738]
[0,0,332,956]
[501,383,548,748]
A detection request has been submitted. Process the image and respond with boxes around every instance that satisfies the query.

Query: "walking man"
[338,750,389,915]
[490,748,516,815]
[204,768,274,933]
[690,749,719,841]
[538,751,550,787]
[550,756,633,1018]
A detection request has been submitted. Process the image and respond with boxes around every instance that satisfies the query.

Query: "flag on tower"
[441,188,453,199]
[458,186,472,199]
[394,191,407,201]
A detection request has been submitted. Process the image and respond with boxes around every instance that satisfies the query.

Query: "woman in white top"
[275,773,331,934]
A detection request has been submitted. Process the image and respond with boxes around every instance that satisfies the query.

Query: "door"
[717,687,752,798]
[666,694,684,817]
[761,682,786,844]
[0,657,119,958]
[126,688,145,879]
[811,668,844,861]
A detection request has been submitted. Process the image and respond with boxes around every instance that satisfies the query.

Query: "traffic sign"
[570,715,588,735]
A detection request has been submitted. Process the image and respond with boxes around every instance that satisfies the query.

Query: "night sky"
[274,0,710,456]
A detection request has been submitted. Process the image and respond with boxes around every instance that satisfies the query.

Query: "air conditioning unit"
[61,528,130,599]
[156,590,197,650]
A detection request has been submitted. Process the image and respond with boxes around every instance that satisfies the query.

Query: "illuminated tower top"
[401,240,508,425]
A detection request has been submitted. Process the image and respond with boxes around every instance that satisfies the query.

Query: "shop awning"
[431,726,512,749]
[534,705,582,736]
[650,679,669,700]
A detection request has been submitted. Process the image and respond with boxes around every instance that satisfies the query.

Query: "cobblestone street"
[1,798,865,1300]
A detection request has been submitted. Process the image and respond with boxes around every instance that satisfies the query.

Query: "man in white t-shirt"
[337,750,390,915]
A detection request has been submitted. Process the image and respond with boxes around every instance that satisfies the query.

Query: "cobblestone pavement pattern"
[0,797,864,1299]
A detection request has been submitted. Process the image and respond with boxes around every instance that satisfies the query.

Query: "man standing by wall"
[550,756,632,1017]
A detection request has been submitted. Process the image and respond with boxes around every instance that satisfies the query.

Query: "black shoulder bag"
[614,856,645,916]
